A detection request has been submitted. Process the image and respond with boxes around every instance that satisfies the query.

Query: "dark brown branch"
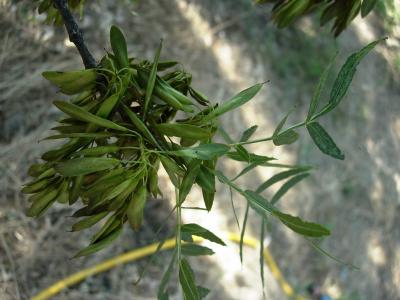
[53,0,96,69]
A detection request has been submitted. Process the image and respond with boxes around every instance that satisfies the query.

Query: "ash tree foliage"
[256,0,379,36]
[25,0,384,299]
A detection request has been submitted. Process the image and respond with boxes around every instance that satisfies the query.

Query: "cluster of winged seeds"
[22,26,230,256]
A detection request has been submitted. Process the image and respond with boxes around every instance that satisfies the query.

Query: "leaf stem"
[175,186,182,264]
[232,121,306,146]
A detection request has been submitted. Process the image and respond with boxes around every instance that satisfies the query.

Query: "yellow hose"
[31,233,306,300]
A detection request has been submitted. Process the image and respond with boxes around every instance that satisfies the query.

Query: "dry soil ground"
[1,1,399,299]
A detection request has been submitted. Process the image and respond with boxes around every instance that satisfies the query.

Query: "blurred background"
[0,0,399,299]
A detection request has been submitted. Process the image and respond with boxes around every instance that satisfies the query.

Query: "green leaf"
[306,122,344,160]
[38,0,51,13]
[272,129,299,146]
[69,175,84,204]
[181,244,214,256]
[197,286,210,299]
[256,167,311,193]
[273,112,291,137]
[54,101,130,132]
[155,123,212,140]
[215,170,243,195]
[240,125,258,142]
[84,167,125,194]
[103,177,137,203]
[27,163,51,177]
[270,173,310,205]
[22,178,49,194]
[73,145,120,157]
[202,83,264,122]
[181,223,226,246]
[179,258,200,300]
[218,127,233,143]
[96,93,120,119]
[42,70,97,95]
[320,2,337,26]
[305,238,358,269]
[157,61,179,71]
[361,0,378,17]
[231,156,280,182]
[273,211,330,237]
[232,162,259,181]
[122,104,163,149]
[26,187,59,217]
[158,293,169,300]
[229,187,240,230]
[180,137,198,147]
[159,156,183,188]
[234,145,250,162]
[202,189,215,212]
[158,251,177,299]
[127,185,147,231]
[179,159,201,205]
[73,227,122,257]
[55,157,120,177]
[89,213,119,244]
[189,87,210,106]
[240,203,250,263]
[71,212,108,232]
[110,25,129,68]
[51,125,87,134]
[307,53,337,121]
[196,165,215,193]
[259,217,265,288]
[318,38,384,117]
[43,132,114,140]
[134,236,171,286]
[171,143,230,160]
[201,160,216,211]
[244,191,330,238]
[226,152,274,164]
[144,41,162,118]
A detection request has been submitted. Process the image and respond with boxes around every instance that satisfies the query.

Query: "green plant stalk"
[234,121,306,146]
[175,185,182,264]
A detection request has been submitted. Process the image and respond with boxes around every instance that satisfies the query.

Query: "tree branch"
[53,0,96,69]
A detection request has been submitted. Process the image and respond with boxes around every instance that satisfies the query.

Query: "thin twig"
[53,0,96,69]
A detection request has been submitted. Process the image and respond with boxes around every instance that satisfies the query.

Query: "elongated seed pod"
[42,70,97,95]
[108,176,141,211]
[26,187,59,217]
[28,163,51,177]
[37,168,56,180]
[73,227,122,258]
[127,185,147,231]
[69,175,84,205]
[147,158,160,198]
[73,146,120,157]
[71,211,109,232]
[22,178,50,194]
[57,180,69,204]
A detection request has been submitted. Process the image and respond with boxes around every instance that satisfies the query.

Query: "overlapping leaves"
[256,0,379,36]
[23,24,383,299]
